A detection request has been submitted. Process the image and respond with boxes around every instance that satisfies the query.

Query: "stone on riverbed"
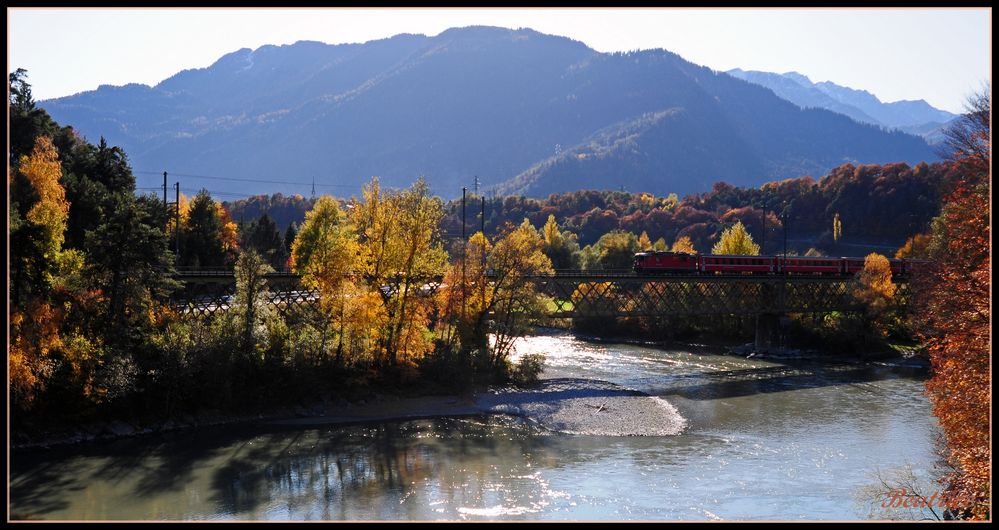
[477,378,687,436]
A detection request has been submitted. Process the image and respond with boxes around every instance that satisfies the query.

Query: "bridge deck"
[172,268,907,318]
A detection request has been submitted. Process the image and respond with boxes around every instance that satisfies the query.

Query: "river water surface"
[10,334,941,520]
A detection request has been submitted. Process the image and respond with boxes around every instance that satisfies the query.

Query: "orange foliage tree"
[853,253,899,339]
[912,89,990,520]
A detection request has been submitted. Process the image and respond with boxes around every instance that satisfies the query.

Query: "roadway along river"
[10,333,941,521]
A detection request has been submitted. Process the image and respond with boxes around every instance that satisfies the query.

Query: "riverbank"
[270,377,687,437]
[12,374,689,451]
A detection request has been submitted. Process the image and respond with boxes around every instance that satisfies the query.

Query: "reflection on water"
[11,334,941,520]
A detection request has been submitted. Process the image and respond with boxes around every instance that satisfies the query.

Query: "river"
[9,333,941,520]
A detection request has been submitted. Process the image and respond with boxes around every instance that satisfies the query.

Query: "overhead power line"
[134,170,358,189]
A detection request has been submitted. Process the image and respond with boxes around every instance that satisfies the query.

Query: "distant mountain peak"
[781,71,813,85]
[732,69,956,133]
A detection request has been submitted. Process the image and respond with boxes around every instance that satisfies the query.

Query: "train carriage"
[700,255,776,274]
[632,252,926,276]
[781,256,842,275]
[842,258,866,274]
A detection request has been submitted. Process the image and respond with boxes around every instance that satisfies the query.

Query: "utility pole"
[761,206,766,255]
[480,195,486,304]
[311,176,316,199]
[175,182,181,264]
[782,209,789,266]
[461,187,467,321]
[473,175,479,195]
[163,171,168,231]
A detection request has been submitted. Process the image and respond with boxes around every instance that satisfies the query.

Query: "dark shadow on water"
[9,457,82,518]
[202,416,564,518]
[652,362,923,401]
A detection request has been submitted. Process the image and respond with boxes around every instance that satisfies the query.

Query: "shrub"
[511,353,546,387]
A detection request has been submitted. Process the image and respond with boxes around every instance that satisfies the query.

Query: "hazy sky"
[8,7,991,113]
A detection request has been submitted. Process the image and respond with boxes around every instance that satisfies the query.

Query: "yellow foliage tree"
[349,177,446,365]
[638,231,652,251]
[540,214,580,269]
[853,252,898,337]
[670,235,697,255]
[484,219,553,365]
[350,177,403,281]
[292,196,364,359]
[712,221,760,255]
[660,193,679,211]
[20,136,71,287]
[384,178,448,364]
[442,220,553,367]
[215,202,240,257]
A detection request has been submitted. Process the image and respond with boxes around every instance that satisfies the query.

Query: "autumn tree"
[895,233,932,259]
[447,220,553,372]
[661,192,679,211]
[582,230,639,269]
[7,139,71,408]
[382,178,448,365]
[10,136,72,303]
[487,220,553,365]
[350,177,402,283]
[216,202,240,261]
[712,221,760,255]
[439,231,493,356]
[9,302,61,410]
[540,214,581,269]
[292,196,362,362]
[852,253,899,339]
[670,235,697,255]
[913,87,990,520]
[638,231,653,251]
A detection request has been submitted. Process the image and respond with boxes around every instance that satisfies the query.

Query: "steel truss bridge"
[173,268,908,320]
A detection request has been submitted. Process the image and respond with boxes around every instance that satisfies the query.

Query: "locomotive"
[632,251,925,276]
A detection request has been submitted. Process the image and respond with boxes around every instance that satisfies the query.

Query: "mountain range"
[40,26,938,198]
[726,68,957,144]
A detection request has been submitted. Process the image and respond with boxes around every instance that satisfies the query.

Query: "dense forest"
[226,160,948,266]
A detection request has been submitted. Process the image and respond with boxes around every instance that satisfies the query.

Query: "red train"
[632,251,926,276]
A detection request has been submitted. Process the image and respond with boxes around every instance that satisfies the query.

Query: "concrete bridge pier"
[755,313,784,351]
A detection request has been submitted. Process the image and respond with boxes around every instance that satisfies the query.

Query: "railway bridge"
[173,268,908,349]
